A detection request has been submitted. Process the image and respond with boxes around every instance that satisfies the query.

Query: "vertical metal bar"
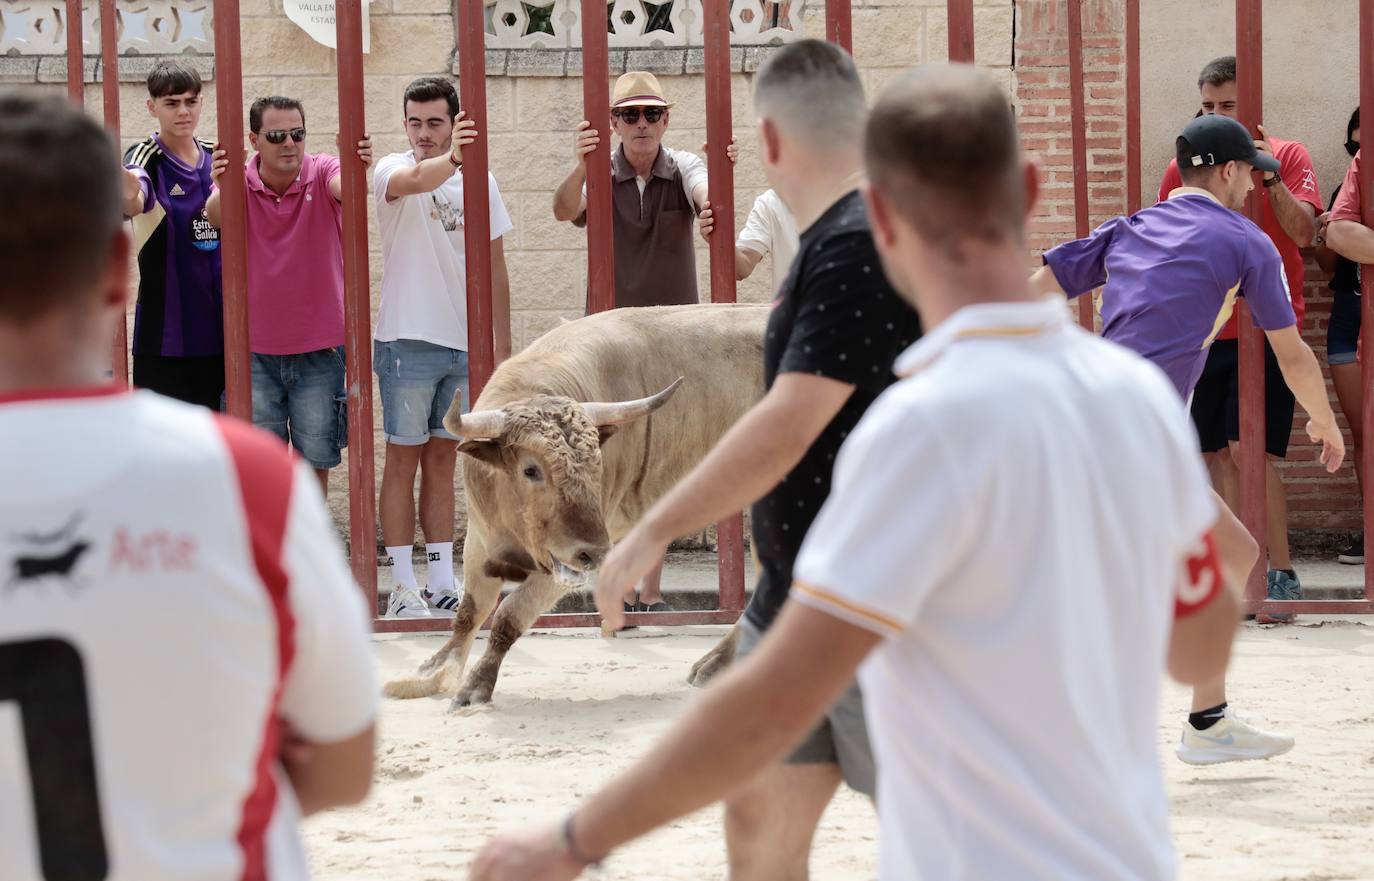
[826,0,852,55]
[947,0,974,63]
[582,0,615,314]
[1235,0,1267,606]
[1361,0,1374,602]
[335,0,378,598]
[65,0,84,103]
[458,0,495,401]
[1066,0,1092,329]
[212,0,251,420]
[1124,0,1141,213]
[704,0,745,612]
[99,0,128,386]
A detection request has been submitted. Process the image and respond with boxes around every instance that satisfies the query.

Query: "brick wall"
[1014,0,1361,536]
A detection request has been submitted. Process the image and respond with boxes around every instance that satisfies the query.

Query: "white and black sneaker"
[1338,532,1364,565]
[422,587,462,617]
[385,586,432,619]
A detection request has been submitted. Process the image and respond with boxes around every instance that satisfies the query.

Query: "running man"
[471,64,1240,881]
[0,94,376,880]
[1032,113,1344,765]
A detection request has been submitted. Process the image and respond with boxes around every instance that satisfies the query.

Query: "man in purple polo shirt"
[206,96,371,495]
[121,60,224,409]
[1032,114,1343,767]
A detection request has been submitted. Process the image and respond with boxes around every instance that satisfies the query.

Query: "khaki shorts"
[737,615,876,798]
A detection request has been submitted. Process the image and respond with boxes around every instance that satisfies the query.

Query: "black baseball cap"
[1175,115,1281,174]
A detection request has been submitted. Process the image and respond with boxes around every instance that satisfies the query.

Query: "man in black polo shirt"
[590,40,921,880]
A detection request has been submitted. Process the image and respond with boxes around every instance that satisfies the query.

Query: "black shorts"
[132,353,226,410]
[1189,339,1295,458]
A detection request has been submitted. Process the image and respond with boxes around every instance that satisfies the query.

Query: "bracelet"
[449,151,462,169]
[1263,175,1280,188]
[561,812,602,867]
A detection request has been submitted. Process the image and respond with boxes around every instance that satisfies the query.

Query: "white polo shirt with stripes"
[0,387,376,881]
[793,298,1215,881]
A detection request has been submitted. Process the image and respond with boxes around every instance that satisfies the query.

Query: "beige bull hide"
[384,303,766,707]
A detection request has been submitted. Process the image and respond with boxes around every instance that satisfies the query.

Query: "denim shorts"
[1327,287,1362,366]
[374,338,470,445]
[251,346,348,470]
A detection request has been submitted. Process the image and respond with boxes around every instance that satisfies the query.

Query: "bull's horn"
[442,389,508,439]
[581,377,685,427]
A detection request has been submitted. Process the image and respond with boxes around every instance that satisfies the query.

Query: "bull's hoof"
[452,680,495,708]
[417,650,449,676]
[687,646,734,688]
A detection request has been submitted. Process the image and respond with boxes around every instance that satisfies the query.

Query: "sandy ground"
[304,616,1374,881]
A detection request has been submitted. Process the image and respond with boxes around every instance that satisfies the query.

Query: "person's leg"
[1330,361,1364,488]
[417,347,468,601]
[724,763,843,881]
[1263,457,1291,570]
[283,348,347,501]
[248,353,290,446]
[637,560,668,607]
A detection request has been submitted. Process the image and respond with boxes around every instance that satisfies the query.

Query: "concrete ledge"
[457,46,778,79]
[6,53,214,85]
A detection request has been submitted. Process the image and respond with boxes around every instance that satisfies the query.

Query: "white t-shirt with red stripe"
[0,387,376,881]
[792,299,1216,881]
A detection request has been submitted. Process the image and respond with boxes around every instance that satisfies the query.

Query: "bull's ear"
[458,439,504,467]
[597,425,619,446]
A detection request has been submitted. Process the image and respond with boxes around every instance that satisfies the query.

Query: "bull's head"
[444,378,684,585]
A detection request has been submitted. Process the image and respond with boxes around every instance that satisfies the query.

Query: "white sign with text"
[284,0,372,52]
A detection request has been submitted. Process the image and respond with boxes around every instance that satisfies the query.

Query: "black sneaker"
[1338,532,1365,565]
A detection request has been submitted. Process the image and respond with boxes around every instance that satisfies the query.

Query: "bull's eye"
[522,464,542,481]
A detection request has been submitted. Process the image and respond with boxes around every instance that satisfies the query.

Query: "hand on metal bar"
[452,111,478,167]
[698,136,739,166]
[334,132,374,168]
[572,120,600,169]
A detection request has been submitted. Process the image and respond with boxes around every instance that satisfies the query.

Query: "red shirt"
[1157,136,1321,340]
[1331,149,1367,225]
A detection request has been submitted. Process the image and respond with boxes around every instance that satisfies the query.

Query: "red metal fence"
[75,0,1374,626]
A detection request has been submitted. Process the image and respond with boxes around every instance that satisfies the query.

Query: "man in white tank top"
[0,93,376,881]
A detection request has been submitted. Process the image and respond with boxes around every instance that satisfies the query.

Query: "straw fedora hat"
[611,71,674,109]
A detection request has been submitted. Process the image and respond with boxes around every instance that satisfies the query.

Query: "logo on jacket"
[4,512,92,594]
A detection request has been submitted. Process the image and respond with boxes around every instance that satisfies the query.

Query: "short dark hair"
[0,93,123,323]
[403,76,460,120]
[754,39,865,149]
[1197,56,1236,89]
[249,96,306,133]
[864,65,1025,257]
[146,59,203,99]
[1349,107,1362,142]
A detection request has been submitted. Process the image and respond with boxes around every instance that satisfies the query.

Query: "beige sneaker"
[1176,708,1295,765]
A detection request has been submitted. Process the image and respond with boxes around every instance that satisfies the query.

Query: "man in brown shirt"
[553,71,733,310]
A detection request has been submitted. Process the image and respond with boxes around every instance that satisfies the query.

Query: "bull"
[384,304,765,707]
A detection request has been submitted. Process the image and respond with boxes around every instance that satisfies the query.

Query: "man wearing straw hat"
[552,70,733,612]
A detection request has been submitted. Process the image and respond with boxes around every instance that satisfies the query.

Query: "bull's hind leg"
[383,531,504,700]
[452,573,566,708]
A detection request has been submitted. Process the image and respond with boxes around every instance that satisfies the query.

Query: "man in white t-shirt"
[470,65,1244,881]
[734,188,799,293]
[0,93,376,881]
[373,76,514,619]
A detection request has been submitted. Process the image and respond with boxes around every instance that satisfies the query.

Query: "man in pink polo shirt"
[207,96,371,495]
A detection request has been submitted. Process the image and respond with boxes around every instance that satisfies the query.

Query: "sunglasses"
[261,127,307,145]
[612,107,664,125]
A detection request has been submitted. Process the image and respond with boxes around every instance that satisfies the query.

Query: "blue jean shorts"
[251,346,348,470]
[1327,287,1362,366]
[374,338,470,446]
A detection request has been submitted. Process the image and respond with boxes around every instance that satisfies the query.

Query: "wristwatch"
[1263,175,1280,188]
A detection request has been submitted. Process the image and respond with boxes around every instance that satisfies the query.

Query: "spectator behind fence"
[206,97,372,498]
[373,76,513,620]
[0,91,376,881]
[1156,55,1322,621]
[121,59,224,409]
[733,188,800,293]
[1314,107,1364,565]
[1327,127,1374,367]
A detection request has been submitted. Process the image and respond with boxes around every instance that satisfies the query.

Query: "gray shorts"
[737,615,875,798]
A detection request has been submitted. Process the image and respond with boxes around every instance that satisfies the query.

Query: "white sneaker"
[386,586,432,619]
[422,586,462,617]
[1176,708,1295,765]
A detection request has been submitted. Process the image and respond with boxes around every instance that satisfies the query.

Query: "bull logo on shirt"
[4,512,92,595]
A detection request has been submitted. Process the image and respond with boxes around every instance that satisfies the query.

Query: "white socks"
[386,545,417,591]
[426,542,455,592]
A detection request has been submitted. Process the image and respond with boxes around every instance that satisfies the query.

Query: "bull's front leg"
[688,622,740,687]
[453,572,566,708]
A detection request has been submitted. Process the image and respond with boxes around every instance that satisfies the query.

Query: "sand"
[304,618,1374,880]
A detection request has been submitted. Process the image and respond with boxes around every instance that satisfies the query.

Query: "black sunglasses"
[262,127,307,145]
[612,107,664,125]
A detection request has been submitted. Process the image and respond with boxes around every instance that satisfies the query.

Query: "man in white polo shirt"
[470,65,1243,881]
[373,76,513,619]
[732,188,799,292]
